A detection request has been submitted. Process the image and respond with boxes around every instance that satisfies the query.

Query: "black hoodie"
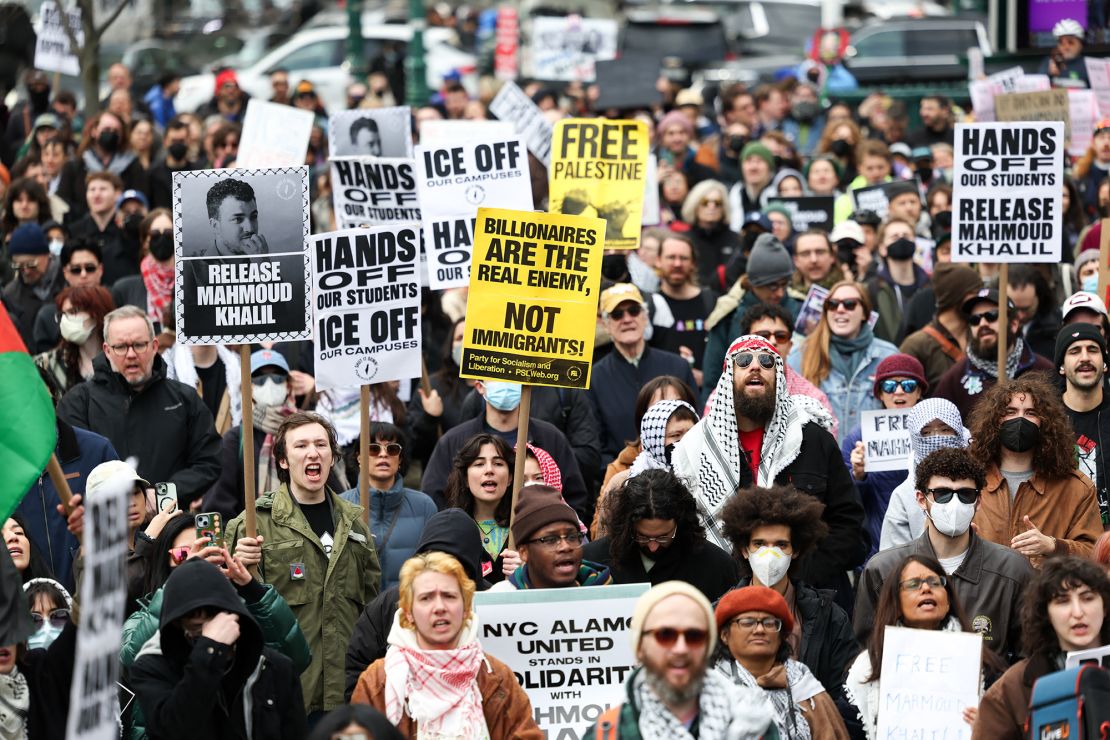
[343,508,491,699]
[130,560,305,740]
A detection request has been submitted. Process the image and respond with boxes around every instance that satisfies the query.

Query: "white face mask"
[48,239,64,257]
[924,498,976,537]
[59,312,93,344]
[253,380,288,408]
[747,546,791,587]
[28,622,62,650]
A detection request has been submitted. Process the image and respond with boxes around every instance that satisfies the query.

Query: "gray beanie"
[746,233,794,286]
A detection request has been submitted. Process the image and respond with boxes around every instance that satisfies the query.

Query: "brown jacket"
[899,320,966,389]
[972,654,1056,740]
[351,652,543,740]
[973,467,1101,563]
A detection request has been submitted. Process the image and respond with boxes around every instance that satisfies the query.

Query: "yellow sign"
[549,118,649,250]
[461,207,604,389]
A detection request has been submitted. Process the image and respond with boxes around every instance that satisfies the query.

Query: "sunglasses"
[169,546,190,564]
[880,379,920,394]
[753,329,790,342]
[609,304,643,321]
[148,229,172,240]
[735,352,776,369]
[66,263,99,275]
[252,372,287,386]
[825,298,860,312]
[368,443,402,457]
[968,310,999,326]
[926,486,980,505]
[643,627,709,648]
[31,608,70,629]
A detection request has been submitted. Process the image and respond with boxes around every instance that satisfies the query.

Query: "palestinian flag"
[0,303,55,522]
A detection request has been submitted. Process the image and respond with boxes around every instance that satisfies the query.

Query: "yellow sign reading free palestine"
[461,207,604,389]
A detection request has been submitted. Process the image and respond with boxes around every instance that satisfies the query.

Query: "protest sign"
[328,107,413,158]
[415,137,533,289]
[174,167,311,344]
[951,122,1064,263]
[494,6,519,80]
[969,67,1049,122]
[329,156,421,230]
[490,80,553,166]
[531,16,618,81]
[420,119,515,145]
[794,284,829,337]
[474,583,649,739]
[851,183,890,220]
[877,626,982,740]
[66,470,130,740]
[1066,643,1110,669]
[550,118,649,250]
[641,155,660,226]
[861,409,912,473]
[1086,57,1110,116]
[35,1,82,76]
[1069,89,1099,157]
[593,57,663,111]
[995,89,1072,145]
[772,196,835,233]
[461,207,604,388]
[236,100,315,168]
[310,225,423,392]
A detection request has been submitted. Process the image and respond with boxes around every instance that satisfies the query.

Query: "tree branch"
[96,0,130,38]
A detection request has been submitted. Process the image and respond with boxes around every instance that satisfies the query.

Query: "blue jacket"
[840,424,906,560]
[18,420,117,590]
[143,85,177,129]
[340,477,437,590]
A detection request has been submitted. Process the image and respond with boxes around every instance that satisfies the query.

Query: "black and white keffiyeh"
[634,665,774,740]
[629,400,699,477]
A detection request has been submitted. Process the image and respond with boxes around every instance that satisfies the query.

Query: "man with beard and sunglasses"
[931,288,1054,420]
[672,335,866,608]
[1058,323,1110,529]
[586,581,775,739]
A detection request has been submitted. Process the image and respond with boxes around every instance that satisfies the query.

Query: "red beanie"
[715,585,794,632]
[215,69,238,94]
[872,353,927,397]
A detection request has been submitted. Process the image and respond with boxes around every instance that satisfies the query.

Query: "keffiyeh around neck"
[634,664,773,740]
[630,399,698,477]
[967,336,1024,379]
[0,668,28,740]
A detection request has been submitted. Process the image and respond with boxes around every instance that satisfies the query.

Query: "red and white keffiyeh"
[384,610,490,740]
[140,254,174,324]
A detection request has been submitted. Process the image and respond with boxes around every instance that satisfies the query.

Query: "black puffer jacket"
[130,560,306,740]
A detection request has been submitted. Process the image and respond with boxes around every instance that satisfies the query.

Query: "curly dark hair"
[865,554,970,682]
[1020,556,1110,659]
[1,176,51,234]
[739,302,793,336]
[718,485,828,573]
[606,469,705,564]
[967,374,1077,479]
[444,434,515,527]
[914,447,986,493]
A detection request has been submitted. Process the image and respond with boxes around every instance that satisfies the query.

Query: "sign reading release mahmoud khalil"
[173,167,311,344]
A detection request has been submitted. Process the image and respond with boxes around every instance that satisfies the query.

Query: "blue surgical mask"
[1082,275,1099,294]
[484,381,522,411]
[28,623,62,650]
[451,343,464,367]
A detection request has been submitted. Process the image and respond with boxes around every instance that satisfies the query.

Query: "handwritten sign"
[861,409,912,473]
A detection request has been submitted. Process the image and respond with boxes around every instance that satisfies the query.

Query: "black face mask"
[167,142,189,161]
[149,232,174,261]
[999,417,1040,453]
[830,139,852,158]
[29,87,49,110]
[917,165,933,184]
[886,237,916,261]
[726,134,747,155]
[97,130,121,153]
[601,254,628,281]
[123,213,144,240]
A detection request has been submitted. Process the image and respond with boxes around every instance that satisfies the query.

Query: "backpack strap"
[922,324,965,363]
[594,704,622,740]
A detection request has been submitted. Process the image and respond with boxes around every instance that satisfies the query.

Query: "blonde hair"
[800,280,871,386]
[397,552,476,629]
[681,179,729,224]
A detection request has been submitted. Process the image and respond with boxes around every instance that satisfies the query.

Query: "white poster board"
[474,583,648,739]
[236,100,315,168]
[531,16,618,81]
[419,119,515,145]
[310,225,423,391]
[876,626,982,740]
[951,122,1064,264]
[1085,58,1110,118]
[34,1,83,76]
[328,107,413,158]
[861,409,912,473]
[329,156,421,230]
[489,80,553,166]
[1066,643,1110,669]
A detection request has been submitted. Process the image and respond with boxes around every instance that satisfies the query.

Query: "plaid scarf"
[384,611,490,739]
[140,254,174,324]
[508,559,612,589]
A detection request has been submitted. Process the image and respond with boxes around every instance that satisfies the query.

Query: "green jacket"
[228,485,381,713]
[119,580,312,740]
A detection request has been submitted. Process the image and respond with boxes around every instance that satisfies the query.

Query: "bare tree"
[59,0,131,120]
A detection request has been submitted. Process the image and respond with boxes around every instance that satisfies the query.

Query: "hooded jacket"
[130,560,306,740]
[57,352,222,505]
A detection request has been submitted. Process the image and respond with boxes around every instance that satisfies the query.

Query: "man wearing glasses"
[854,447,1032,661]
[57,305,221,508]
[31,241,104,353]
[4,223,61,347]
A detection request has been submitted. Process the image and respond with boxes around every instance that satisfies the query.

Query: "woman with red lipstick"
[973,557,1110,739]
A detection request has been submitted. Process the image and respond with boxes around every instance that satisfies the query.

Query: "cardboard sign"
[550,119,649,250]
[771,196,835,233]
[174,167,311,344]
[461,207,604,388]
[35,1,82,76]
[593,57,663,111]
[328,107,413,158]
[419,119,515,145]
[310,225,423,391]
[415,137,533,289]
[861,409,912,472]
[951,122,1064,263]
[66,469,129,740]
[474,583,649,739]
[329,156,421,230]
[531,16,618,81]
[236,100,315,168]
[489,80,553,166]
[877,626,982,740]
[995,89,1072,145]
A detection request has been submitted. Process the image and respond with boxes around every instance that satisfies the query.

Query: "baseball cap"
[86,460,152,496]
[830,221,865,245]
[1062,291,1108,320]
[961,287,1014,316]
[116,189,148,210]
[600,283,645,315]
[889,142,912,159]
[250,349,290,376]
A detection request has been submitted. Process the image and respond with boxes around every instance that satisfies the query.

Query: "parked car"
[844,16,991,84]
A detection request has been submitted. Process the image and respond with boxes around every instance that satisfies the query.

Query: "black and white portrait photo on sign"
[173,166,311,344]
[329,107,413,158]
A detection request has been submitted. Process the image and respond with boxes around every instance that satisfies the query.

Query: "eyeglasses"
[526,532,584,548]
[252,372,287,386]
[10,260,43,272]
[169,546,190,564]
[368,443,402,457]
[900,575,946,591]
[926,487,980,505]
[108,341,151,356]
[753,329,790,343]
[633,525,678,546]
[968,310,999,326]
[66,263,99,275]
[730,616,783,632]
[31,608,70,629]
[643,627,709,648]
[825,298,860,312]
[880,379,920,394]
[735,352,777,369]
[608,304,643,321]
